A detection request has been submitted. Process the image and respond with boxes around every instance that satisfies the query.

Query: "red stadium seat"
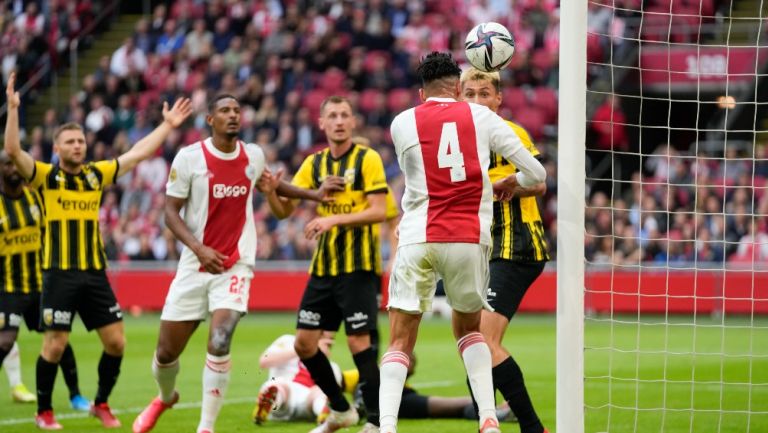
[387,88,414,114]
[502,87,529,113]
[302,89,330,119]
[318,68,347,93]
[359,89,384,113]
[510,108,547,141]
[363,50,391,73]
[531,86,558,124]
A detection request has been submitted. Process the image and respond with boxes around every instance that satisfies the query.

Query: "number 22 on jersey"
[437,122,466,183]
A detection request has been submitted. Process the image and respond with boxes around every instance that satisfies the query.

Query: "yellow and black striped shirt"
[292,144,388,277]
[28,160,118,271]
[0,188,44,294]
[489,121,550,262]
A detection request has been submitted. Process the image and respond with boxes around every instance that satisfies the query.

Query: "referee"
[265,95,388,433]
[4,72,192,429]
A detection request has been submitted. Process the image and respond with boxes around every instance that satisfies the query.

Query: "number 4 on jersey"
[437,122,466,182]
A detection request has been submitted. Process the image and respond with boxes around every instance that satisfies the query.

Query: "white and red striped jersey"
[165,138,266,271]
[390,97,546,247]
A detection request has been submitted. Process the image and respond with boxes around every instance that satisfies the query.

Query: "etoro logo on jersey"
[212,184,249,199]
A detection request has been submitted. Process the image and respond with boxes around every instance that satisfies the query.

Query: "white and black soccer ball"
[464,22,516,72]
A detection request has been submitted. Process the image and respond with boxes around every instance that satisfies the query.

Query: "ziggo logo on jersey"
[213,184,248,198]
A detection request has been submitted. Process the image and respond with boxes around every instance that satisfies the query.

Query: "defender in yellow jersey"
[265,96,387,433]
[461,68,549,433]
[4,72,193,429]
[0,151,89,410]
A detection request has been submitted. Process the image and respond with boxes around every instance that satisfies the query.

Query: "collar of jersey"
[203,137,242,160]
[425,97,457,103]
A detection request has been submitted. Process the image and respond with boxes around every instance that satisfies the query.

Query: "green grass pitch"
[0,313,765,432]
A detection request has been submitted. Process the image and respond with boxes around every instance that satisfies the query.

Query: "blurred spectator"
[110,38,148,78]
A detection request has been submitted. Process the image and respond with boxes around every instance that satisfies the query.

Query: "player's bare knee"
[104,334,126,356]
[293,337,317,359]
[155,346,179,364]
[42,337,68,362]
[0,337,14,353]
[346,333,370,354]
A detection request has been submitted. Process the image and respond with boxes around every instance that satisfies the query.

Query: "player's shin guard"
[152,353,180,403]
[301,349,350,411]
[458,333,497,426]
[59,344,81,398]
[198,353,231,432]
[493,356,543,433]
[3,342,21,386]
[36,355,59,413]
[94,351,122,404]
[353,347,380,426]
[379,351,410,432]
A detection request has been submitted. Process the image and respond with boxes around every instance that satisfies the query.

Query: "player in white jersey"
[378,52,546,433]
[253,333,342,424]
[133,95,342,433]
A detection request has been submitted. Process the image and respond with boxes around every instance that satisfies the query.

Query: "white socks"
[458,332,498,425]
[3,342,22,387]
[198,353,231,432]
[152,353,180,404]
[378,351,410,432]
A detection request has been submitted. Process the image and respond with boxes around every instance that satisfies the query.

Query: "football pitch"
[0,313,765,433]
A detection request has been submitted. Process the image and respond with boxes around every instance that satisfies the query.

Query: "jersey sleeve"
[27,161,53,190]
[362,150,388,194]
[291,155,316,189]
[93,159,119,187]
[165,150,192,199]
[246,143,267,181]
[385,188,400,220]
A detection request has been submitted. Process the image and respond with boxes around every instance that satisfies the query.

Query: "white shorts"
[388,243,492,314]
[160,263,254,321]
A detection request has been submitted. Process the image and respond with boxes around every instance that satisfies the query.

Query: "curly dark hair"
[416,51,461,86]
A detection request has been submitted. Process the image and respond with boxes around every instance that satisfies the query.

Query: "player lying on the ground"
[252,333,515,425]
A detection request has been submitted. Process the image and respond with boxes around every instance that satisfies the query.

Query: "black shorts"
[0,292,41,332]
[41,269,122,332]
[399,387,429,419]
[487,260,546,320]
[296,271,378,335]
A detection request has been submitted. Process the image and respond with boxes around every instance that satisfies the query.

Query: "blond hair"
[459,68,501,92]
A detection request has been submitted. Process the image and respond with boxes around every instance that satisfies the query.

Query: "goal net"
[558,1,768,432]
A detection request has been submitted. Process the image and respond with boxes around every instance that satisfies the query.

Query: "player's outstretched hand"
[257,168,283,194]
[316,175,345,203]
[5,72,20,109]
[304,216,336,240]
[162,98,193,128]
[196,245,228,274]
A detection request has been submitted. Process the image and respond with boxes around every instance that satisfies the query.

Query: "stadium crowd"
[3,0,563,263]
[3,0,764,265]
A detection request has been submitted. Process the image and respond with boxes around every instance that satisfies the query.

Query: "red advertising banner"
[639,46,768,91]
[109,268,768,315]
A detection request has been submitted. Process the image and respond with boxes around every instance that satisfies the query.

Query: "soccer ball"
[464,22,516,72]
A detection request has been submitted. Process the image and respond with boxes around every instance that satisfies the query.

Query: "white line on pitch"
[0,396,255,426]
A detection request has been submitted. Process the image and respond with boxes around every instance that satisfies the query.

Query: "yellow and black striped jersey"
[28,160,118,270]
[0,188,44,294]
[488,121,549,262]
[292,143,388,277]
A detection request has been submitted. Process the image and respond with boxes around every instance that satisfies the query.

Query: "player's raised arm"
[486,112,546,188]
[116,98,192,177]
[3,73,35,179]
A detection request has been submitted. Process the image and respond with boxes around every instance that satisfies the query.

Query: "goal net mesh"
[582,0,768,431]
